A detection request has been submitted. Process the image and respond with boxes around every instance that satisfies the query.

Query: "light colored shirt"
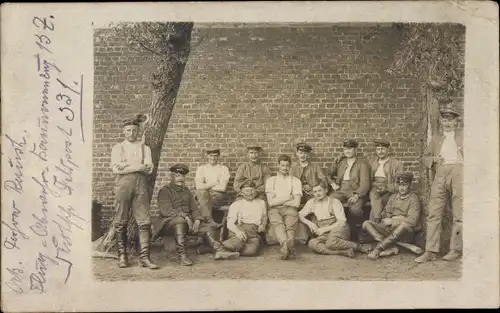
[227,198,267,226]
[110,140,152,174]
[195,164,230,192]
[440,131,463,165]
[265,174,302,200]
[374,158,389,178]
[299,196,347,222]
[343,158,356,181]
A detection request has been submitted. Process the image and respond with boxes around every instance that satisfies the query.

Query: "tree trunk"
[93,22,194,257]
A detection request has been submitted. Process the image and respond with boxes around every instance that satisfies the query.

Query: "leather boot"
[173,223,193,266]
[137,225,159,269]
[378,224,408,250]
[115,224,129,268]
[204,231,240,260]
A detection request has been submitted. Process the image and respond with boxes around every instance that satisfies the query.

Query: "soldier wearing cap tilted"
[222,180,268,256]
[233,145,271,201]
[152,164,240,266]
[416,101,464,263]
[368,139,404,222]
[330,139,371,241]
[195,148,231,226]
[363,172,422,260]
[290,142,331,205]
[110,117,158,269]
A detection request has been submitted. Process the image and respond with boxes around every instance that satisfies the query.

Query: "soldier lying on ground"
[222,180,268,256]
[299,180,371,258]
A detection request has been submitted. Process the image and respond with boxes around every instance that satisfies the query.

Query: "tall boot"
[115,223,129,268]
[204,231,240,260]
[369,224,408,260]
[173,223,193,266]
[137,225,159,269]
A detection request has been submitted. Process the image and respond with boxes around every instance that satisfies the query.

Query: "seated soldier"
[299,181,371,258]
[368,139,404,222]
[330,139,371,241]
[151,164,239,266]
[195,148,230,226]
[362,172,421,260]
[222,180,268,256]
[233,145,271,201]
[265,154,302,260]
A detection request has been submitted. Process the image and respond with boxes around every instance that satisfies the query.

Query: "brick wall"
[93,24,459,230]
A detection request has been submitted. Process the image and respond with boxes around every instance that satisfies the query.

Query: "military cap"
[122,117,140,127]
[343,139,359,148]
[439,101,460,118]
[374,139,390,148]
[240,180,256,189]
[296,142,313,152]
[205,148,221,155]
[396,172,414,184]
[169,163,189,175]
[247,146,262,152]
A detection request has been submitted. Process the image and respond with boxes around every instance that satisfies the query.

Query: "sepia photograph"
[1,2,498,311]
[91,22,465,281]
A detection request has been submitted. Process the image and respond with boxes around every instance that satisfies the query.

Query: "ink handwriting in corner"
[4,264,25,294]
[3,132,27,195]
[29,252,59,293]
[2,200,30,250]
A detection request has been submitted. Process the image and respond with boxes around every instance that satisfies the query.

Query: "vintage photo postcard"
[1,1,499,311]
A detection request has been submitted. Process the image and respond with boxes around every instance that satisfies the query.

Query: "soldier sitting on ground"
[362,172,422,260]
[222,180,268,256]
[151,164,240,266]
[299,180,371,258]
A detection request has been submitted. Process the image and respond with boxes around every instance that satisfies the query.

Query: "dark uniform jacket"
[151,183,202,240]
[330,156,371,197]
[368,156,404,193]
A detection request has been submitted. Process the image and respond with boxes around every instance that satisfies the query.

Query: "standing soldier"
[290,142,331,206]
[110,117,158,269]
[265,155,303,260]
[222,180,268,256]
[330,139,371,241]
[368,139,404,222]
[195,148,231,226]
[363,172,422,260]
[233,145,271,201]
[416,102,463,263]
[152,164,240,266]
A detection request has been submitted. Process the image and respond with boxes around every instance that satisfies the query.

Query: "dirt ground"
[93,239,461,281]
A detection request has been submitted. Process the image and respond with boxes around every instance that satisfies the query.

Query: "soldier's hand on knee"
[185,216,193,230]
[235,230,247,241]
[191,219,200,233]
[348,194,359,205]
[258,224,266,233]
[382,218,392,227]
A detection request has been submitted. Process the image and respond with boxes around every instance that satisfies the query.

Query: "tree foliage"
[387,23,465,101]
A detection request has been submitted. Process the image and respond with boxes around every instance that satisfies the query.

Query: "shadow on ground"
[93,239,461,281]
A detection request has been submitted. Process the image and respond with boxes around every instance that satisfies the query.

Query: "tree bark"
[93,22,194,256]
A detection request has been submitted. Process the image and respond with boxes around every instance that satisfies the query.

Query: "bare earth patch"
[93,241,461,281]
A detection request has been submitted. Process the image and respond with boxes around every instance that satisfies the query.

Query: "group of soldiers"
[109,102,463,269]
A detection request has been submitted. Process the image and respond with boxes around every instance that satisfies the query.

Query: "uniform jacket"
[330,156,371,197]
[151,183,202,241]
[422,130,464,174]
[233,162,271,195]
[290,162,331,192]
[368,156,404,193]
[383,192,421,230]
